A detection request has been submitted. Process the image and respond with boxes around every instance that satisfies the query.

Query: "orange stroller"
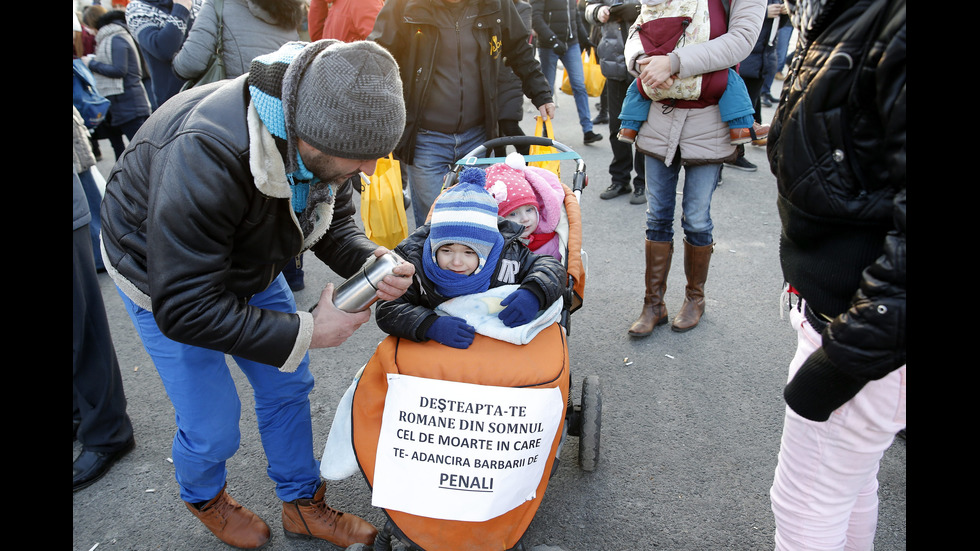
[351,136,600,551]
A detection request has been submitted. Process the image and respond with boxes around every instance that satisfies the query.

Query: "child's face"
[436,243,479,276]
[505,205,540,238]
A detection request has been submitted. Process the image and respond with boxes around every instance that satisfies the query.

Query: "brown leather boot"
[282,482,378,547]
[628,240,673,337]
[185,484,271,549]
[671,240,713,332]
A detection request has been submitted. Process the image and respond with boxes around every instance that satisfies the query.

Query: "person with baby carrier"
[623,0,765,338]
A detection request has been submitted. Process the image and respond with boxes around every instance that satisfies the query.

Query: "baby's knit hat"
[429,168,503,275]
[485,152,539,216]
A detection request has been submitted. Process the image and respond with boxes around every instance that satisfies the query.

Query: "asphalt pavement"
[74,81,905,551]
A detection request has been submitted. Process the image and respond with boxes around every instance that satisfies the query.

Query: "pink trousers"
[770,305,906,551]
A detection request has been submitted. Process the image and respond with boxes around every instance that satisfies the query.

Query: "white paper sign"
[371,374,564,522]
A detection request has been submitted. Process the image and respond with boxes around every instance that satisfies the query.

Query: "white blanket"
[435,285,563,345]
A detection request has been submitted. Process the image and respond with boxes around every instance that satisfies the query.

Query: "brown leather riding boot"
[628,240,673,337]
[282,482,378,547]
[671,240,713,332]
[185,484,271,549]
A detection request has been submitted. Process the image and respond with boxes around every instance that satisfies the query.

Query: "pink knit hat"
[492,152,565,234]
[485,157,539,217]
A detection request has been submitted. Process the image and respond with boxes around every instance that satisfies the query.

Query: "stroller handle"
[450,136,588,194]
[476,135,572,152]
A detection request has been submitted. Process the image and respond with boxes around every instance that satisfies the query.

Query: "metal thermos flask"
[332,251,405,312]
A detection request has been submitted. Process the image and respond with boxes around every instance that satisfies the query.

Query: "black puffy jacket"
[768,0,905,419]
[100,75,378,371]
[376,219,566,342]
[530,0,590,47]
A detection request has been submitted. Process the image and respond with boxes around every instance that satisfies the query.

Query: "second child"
[484,152,567,262]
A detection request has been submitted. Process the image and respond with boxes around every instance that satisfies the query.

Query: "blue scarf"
[248,42,331,211]
[421,237,503,298]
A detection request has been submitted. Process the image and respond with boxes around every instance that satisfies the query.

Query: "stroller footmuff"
[352,324,570,551]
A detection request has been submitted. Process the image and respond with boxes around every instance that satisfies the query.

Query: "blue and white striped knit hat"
[428,168,504,275]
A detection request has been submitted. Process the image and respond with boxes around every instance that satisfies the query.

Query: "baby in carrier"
[617,0,768,146]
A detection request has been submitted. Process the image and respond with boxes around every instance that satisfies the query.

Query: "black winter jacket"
[529,0,589,47]
[768,0,905,420]
[100,75,378,371]
[737,0,780,80]
[497,0,534,122]
[369,0,554,164]
[376,219,566,342]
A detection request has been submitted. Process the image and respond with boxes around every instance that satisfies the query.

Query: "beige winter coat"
[624,0,765,165]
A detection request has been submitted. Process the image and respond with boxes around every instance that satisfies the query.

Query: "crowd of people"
[73,1,905,550]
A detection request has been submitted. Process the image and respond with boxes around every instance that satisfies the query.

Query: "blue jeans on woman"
[538,43,594,135]
[644,156,721,246]
[408,125,486,228]
[118,274,320,504]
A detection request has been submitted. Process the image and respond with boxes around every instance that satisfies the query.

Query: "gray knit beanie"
[292,41,405,160]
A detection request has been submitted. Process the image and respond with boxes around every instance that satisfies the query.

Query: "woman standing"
[125,0,202,108]
[85,9,153,160]
[624,0,765,337]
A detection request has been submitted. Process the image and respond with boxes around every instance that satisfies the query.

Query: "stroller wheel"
[578,375,602,471]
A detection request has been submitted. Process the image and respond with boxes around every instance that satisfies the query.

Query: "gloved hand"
[609,4,640,25]
[426,316,476,349]
[579,36,595,52]
[498,289,541,328]
[608,3,641,24]
[547,35,568,56]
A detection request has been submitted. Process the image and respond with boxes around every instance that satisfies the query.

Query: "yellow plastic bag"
[528,116,560,180]
[360,154,408,250]
[561,48,605,98]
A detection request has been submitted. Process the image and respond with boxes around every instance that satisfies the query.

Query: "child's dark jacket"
[376,219,566,341]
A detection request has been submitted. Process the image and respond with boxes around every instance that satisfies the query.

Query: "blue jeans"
[118,274,319,503]
[409,125,486,228]
[538,43,594,134]
[644,156,721,246]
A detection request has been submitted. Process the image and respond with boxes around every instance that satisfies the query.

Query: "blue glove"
[498,289,541,328]
[426,316,476,349]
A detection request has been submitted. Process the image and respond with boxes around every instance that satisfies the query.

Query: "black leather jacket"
[100,75,378,371]
[376,219,566,342]
[369,0,553,164]
[768,0,905,419]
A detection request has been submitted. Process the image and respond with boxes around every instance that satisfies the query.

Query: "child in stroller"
[375,167,566,350]
[319,137,598,551]
[484,152,567,262]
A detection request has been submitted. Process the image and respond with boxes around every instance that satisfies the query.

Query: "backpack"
[73,59,110,129]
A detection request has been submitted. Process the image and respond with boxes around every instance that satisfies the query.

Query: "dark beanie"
[291,41,406,160]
